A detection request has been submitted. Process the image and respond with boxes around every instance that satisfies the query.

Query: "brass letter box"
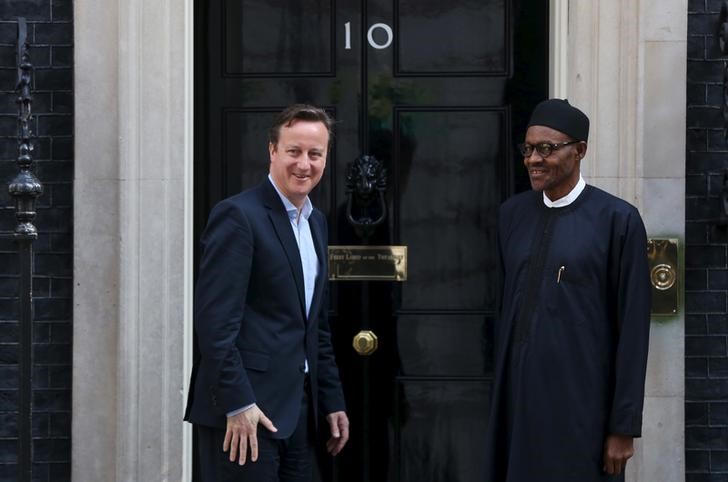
[328,245,407,281]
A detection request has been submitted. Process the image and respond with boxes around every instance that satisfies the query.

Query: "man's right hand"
[223,404,278,465]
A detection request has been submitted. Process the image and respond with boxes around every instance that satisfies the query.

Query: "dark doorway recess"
[193,1,548,481]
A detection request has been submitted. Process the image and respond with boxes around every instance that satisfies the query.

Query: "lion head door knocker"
[345,155,387,240]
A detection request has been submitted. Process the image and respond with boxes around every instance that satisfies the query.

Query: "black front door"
[195,1,548,481]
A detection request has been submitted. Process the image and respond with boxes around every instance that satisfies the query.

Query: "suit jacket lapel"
[309,213,326,322]
[262,181,307,318]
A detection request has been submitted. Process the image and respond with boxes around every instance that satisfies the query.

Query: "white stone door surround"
[72,0,686,480]
[73,0,193,479]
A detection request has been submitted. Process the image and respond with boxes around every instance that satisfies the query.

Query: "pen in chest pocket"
[557,265,565,283]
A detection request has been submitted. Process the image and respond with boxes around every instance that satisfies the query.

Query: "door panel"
[395,109,502,311]
[195,1,549,480]
[396,381,490,480]
[224,0,335,76]
[397,315,492,377]
[396,0,507,74]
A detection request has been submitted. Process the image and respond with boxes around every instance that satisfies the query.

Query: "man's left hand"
[325,411,349,456]
[603,434,635,475]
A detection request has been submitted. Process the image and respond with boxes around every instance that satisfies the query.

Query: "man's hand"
[223,404,277,465]
[603,434,635,475]
[325,411,350,456]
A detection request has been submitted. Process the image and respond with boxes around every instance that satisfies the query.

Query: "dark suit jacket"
[184,179,346,438]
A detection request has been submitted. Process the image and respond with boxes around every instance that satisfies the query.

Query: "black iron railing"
[9,17,42,482]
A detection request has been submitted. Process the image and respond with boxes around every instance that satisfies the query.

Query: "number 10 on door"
[344,22,394,50]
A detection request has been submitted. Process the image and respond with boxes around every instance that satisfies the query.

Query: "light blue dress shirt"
[227,176,319,417]
[268,174,319,317]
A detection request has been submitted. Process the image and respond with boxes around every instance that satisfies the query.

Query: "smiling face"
[523,125,587,201]
[269,119,329,208]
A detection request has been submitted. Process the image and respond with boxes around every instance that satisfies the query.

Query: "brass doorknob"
[352,330,378,356]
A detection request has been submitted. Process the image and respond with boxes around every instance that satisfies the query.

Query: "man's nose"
[524,150,541,163]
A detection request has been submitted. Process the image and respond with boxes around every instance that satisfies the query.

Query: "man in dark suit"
[185,104,349,481]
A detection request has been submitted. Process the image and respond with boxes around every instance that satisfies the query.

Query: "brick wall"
[686,1,728,480]
[0,1,73,481]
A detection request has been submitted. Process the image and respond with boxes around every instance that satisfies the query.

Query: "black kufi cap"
[527,98,589,142]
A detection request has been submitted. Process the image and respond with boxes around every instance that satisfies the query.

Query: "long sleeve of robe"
[484,185,651,482]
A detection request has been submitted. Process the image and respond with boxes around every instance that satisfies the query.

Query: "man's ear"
[575,141,588,160]
[269,142,277,157]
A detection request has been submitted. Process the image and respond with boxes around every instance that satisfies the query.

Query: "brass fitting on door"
[352,330,378,356]
[647,238,679,316]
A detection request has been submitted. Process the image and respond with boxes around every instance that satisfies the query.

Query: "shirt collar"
[543,174,586,208]
[268,174,313,221]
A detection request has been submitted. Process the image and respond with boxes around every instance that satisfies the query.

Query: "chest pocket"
[546,265,590,320]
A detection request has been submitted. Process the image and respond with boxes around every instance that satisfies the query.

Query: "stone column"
[73,0,193,479]
[564,1,687,481]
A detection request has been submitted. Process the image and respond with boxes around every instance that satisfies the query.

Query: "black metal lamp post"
[9,17,42,482]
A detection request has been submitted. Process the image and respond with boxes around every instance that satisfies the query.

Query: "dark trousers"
[196,388,314,482]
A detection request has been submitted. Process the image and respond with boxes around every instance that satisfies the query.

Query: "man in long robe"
[484,99,651,482]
